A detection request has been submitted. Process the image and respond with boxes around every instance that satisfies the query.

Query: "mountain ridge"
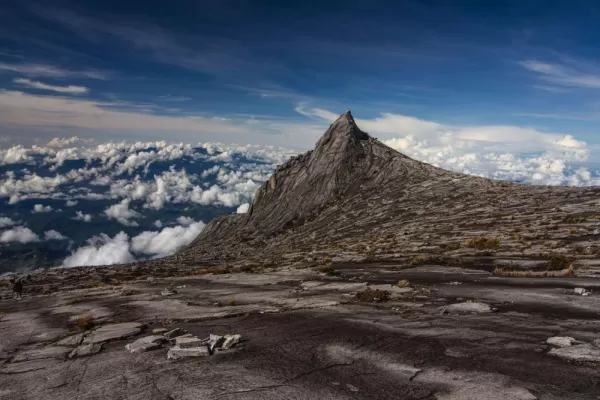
[181,111,600,265]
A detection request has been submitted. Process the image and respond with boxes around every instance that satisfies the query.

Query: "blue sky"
[1,0,600,150]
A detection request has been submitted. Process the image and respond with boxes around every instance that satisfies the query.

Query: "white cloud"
[0,145,31,165]
[72,211,92,222]
[44,230,68,240]
[176,216,194,226]
[104,199,140,226]
[33,204,53,213]
[236,203,250,213]
[0,217,17,228]
[520,59,600,89]
[0,62,108,79]
[154,219,163,228]
[0,226,39,243]
[66,200,78,207]
[131,221,205,258]
[61,232,135,267]
[62,220,205,267]
[13,78,89,94]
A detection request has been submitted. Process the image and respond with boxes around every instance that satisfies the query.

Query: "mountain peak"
[313,110,369,154]
[185,111,445,251]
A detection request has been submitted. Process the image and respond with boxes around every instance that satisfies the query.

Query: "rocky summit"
[4,112,600,399]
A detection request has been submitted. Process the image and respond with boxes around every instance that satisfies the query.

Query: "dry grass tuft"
[77,312,95,331]
[396,279,410,288]
[465,236,501,250]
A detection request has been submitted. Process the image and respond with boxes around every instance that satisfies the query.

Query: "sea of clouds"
[0,137,295,271]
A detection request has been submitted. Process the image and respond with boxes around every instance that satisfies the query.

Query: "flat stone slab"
[549,343,600,363]
[175,336,205,348]
[12,346,71,362]
[125,335,168,353]
[69,343,103,358]
[546,336,576,347]
[167,346,210,360]
[441,302,492,314]
[83,322,143,344]
[152,328,168,334]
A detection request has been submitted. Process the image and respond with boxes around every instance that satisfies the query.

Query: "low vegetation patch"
[546,254,571,270]
[465,236,501,250]
[493,264,575,278]
[355,287,390,302]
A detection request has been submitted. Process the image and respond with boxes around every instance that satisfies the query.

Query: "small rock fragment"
[164,328,186,339]
[69,343,102,358]
[125,335,168,353]
[221,334,242,350]
[208,334,225,352]
[574,288,587,295]
[161,289,178,296]
[546,336,576,347]
[167,346,210,360]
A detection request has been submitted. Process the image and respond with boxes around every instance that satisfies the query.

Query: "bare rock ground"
[2,264,600,399]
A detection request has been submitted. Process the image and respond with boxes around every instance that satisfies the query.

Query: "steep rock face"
[188,111,446,247]
[183,110,600,263]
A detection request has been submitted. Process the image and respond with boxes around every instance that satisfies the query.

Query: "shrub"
[355,287,390,302]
